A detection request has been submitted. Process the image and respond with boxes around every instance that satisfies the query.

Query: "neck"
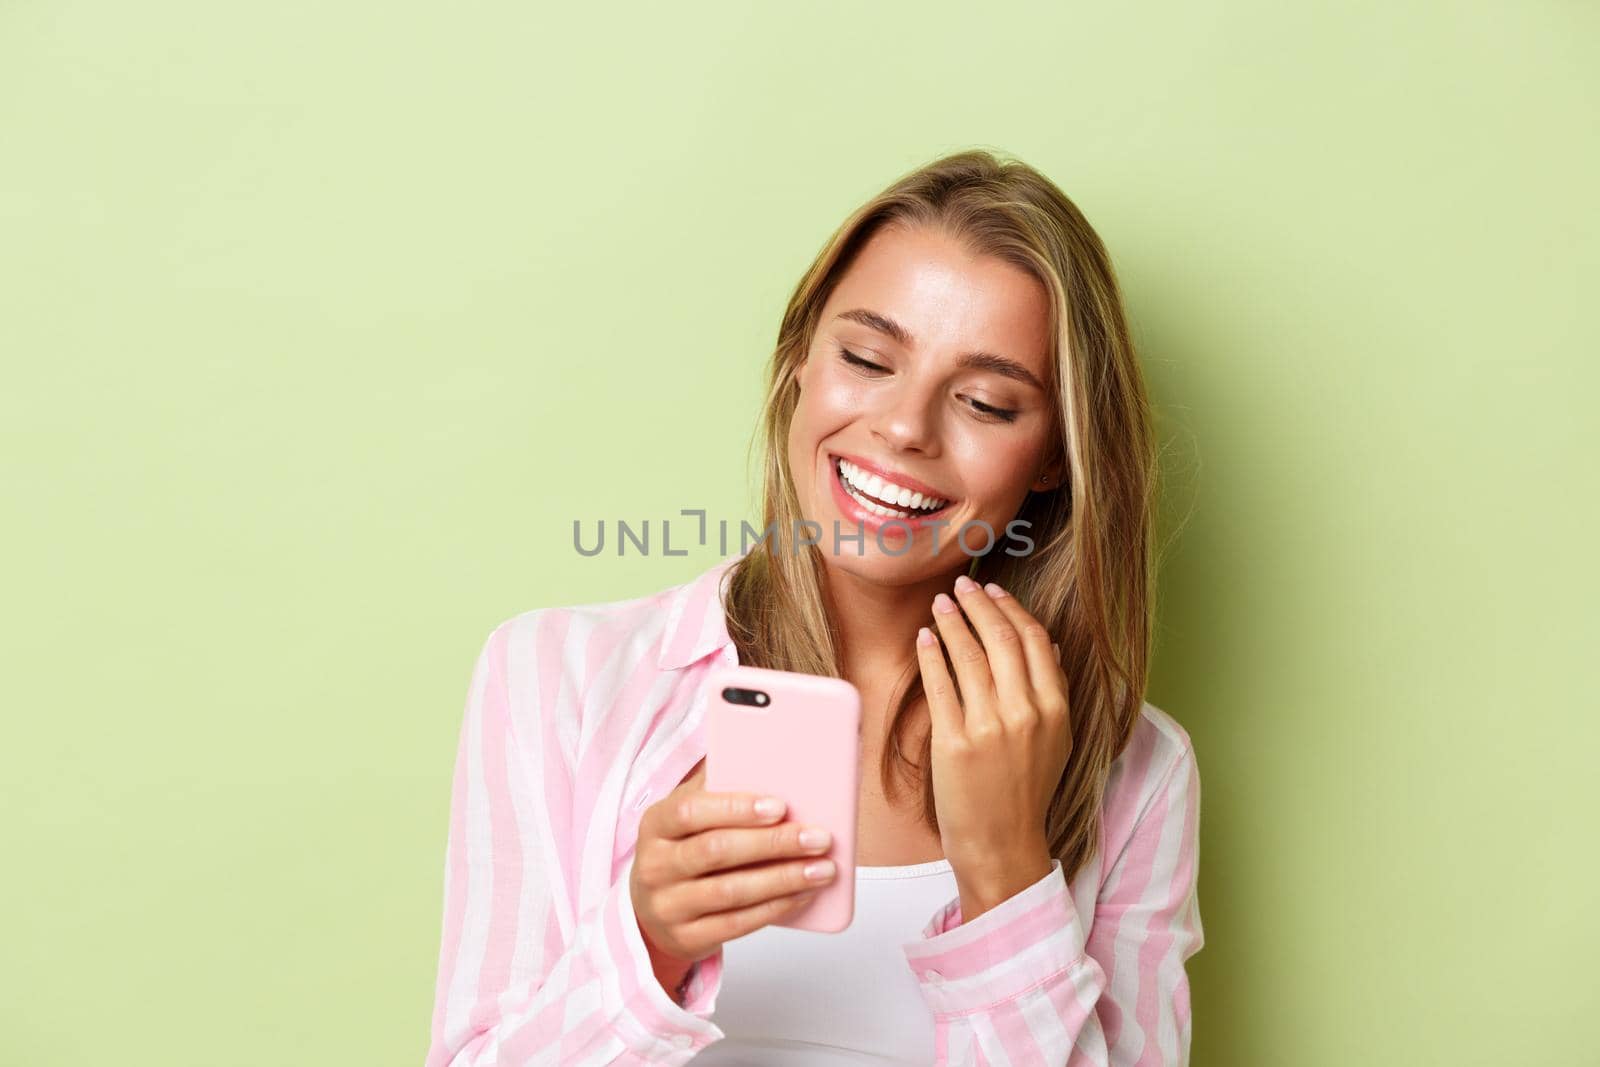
[820,558,967,699]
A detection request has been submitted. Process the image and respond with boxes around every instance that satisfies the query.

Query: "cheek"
[795,366,870,437]
[810,371,869,423]
[953,438,1047,512]
[786,380,845,486]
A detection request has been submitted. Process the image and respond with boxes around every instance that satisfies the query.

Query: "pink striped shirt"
[425,554,1203,1066]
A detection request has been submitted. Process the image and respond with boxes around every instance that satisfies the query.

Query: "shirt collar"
[654,553,745,671]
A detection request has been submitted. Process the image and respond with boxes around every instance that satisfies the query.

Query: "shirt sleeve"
[901,745,1203,1066]
[424,620,725,1067]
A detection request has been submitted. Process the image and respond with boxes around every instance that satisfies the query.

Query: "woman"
[425,149,1202,1066]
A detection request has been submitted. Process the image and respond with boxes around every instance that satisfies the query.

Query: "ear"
[1031,458,1066,493]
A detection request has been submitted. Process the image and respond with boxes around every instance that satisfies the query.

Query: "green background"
[4,2,1595,1063]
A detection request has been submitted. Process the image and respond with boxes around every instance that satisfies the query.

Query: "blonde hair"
[723,148,1159,883]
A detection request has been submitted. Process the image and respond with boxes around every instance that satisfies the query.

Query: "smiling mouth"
[832,456,955,521]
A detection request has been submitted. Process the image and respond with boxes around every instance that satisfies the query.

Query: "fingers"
[634,789,839,958]
[651,786,786,840]
[658,853,837,927]
[949,574,1033,711]
[673,822,833,880]
[930,589,995,722]
[919,575,1071,736]
[981,582,1066,704]
[915,625,964,741]
[674,884,821,950]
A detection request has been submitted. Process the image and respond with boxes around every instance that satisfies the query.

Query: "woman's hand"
[915,574,1072,920]
[630,760,837,1000]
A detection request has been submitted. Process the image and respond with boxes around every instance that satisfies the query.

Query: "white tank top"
[691,857,957,1064]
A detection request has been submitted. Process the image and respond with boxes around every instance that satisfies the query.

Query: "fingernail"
[916,626,935,646]
[799,828,831,849]
[804,860,836,881]
[984,582,1008,598]
[755,798,784,817]
[954,574,978,592]
[933,593,957,614]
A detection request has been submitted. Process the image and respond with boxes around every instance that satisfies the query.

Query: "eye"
[838,343,1019,423]
[838,345,888,375]
[964,396,1020,424]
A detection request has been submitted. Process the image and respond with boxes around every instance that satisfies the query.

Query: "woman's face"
[787,222,1062,584]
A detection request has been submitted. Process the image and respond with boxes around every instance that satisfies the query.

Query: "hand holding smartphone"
[704,664,862,933]
[630,757,837,1001]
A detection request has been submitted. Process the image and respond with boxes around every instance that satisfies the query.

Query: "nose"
[869,379,941,456]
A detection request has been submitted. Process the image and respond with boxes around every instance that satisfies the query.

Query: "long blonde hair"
[723,148,1159,884]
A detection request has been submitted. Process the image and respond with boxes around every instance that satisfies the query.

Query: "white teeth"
[836,458,948,514]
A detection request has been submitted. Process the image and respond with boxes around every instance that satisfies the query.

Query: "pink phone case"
[703,664,861,933]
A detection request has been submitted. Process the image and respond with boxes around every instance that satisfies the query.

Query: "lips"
[826,452,956,530]
[829,452,952,503]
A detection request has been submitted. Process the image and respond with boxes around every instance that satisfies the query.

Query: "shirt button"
[672,1034,693,1049]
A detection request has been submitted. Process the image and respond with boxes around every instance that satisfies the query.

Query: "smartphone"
[703,663,861,933]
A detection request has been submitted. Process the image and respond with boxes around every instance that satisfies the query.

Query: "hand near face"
[914,574,1071,911]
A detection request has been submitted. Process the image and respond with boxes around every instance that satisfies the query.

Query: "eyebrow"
[833,307,1048,392]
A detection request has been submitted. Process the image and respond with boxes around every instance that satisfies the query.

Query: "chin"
[808,522,972,586]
